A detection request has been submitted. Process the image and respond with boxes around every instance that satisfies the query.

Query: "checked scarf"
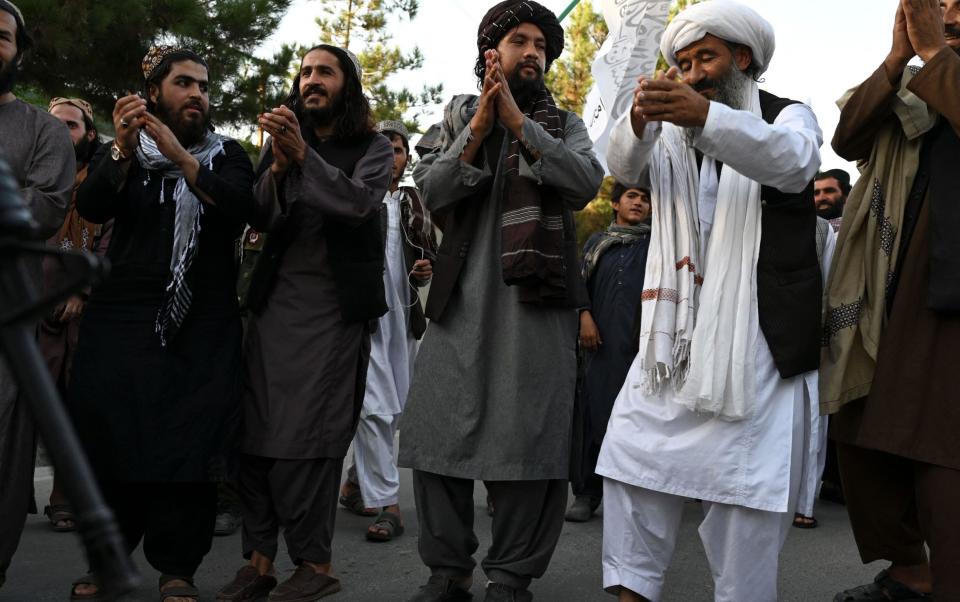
[581,222,651,283]
[136,129,226,346]
[500,88,566,300]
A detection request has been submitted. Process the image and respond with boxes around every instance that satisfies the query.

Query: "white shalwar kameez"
[597,99,822,602]
[353,190,417,508]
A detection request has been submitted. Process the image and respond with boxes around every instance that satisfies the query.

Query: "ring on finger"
[120,119,129,128]
[279,125,287,134]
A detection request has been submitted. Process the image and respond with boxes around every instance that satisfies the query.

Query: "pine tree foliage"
[15,0,293,129]
[313,0,443,132]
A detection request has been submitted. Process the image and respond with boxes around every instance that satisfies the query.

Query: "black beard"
[302,93,344,132]
[74,136,93,165]
[154,95,208,148]
[507,67,544,109]
[0,60,17,95]
[816,202,844,220]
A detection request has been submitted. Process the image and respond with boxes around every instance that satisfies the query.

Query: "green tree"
[545,0,607,115]
[313,0,442,132]
[16,0,293,130]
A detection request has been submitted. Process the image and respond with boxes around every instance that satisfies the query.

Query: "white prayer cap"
[660,0,776,76]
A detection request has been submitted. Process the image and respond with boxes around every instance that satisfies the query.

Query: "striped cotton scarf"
[136,129,225,346]
[500,87,566,299]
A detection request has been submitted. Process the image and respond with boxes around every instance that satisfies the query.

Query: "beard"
[684,65,752,146]
[0,59,17,95]
[816,200,844,220]
[507,62,544,109]
[301,85,344,132]
[74,135,94,165]
[154,94,209,148]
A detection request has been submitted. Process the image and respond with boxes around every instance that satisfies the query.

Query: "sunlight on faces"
[150,60,210,147]
[674,34,753,107]
[50,103,94,147]
[496,22,547,105]
[613,188,651,226]
[299,49,344,113]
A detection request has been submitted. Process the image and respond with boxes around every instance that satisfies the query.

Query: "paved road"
[4,464,879,602]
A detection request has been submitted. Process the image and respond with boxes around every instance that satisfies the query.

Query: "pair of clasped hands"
[111,94,200,170]
[259,106,307,177]
[628,66,711,139]
[469,49,530,139]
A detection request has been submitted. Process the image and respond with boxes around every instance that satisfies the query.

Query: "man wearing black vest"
[398,2,604,601]
[824,1,960,599]
[598,2,823,600]
[218,45,392,602]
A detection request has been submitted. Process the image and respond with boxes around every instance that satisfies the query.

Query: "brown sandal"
[216,565,277,601]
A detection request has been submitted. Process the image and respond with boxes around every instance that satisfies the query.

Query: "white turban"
[659,0,775,76]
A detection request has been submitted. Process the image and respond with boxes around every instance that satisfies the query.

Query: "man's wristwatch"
[110,141,129,162]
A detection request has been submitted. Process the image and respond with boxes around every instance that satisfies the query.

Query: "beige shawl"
[819,67,936,415]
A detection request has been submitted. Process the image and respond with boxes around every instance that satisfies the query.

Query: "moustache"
[946,25,960,37]
[517,61,543,76]
[182,101,205,113]
[302,85,328,99]
[693,78,718,93]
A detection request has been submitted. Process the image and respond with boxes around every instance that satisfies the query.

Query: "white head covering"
[660,0,775,76]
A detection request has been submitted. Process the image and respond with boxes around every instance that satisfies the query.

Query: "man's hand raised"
[112,94,147,156]
[632,67,710,130]
[902,0,947,62]
[470,49,502,140]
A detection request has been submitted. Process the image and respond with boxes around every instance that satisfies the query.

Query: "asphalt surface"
[4,456,881,602]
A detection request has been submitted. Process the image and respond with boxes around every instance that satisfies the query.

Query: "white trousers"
[602,480,795,602]
[796,377,828,518]
[351,413,401,508]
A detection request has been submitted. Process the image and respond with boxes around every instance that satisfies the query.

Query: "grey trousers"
[412,470,567,590]
[239,455,343,565]
[0,364,34,587]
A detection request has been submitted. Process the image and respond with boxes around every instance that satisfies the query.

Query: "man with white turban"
[597,1,823,600]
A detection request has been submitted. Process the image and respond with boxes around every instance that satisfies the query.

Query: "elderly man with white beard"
[597,1,822,601]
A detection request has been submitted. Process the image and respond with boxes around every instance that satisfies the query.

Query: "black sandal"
[833,569,932,601]
[338,488,377,517]
[159,574,200,602]
[45,504,77,532]
[70,574,105,602]
[366,510,404,542]
[792,513,818,529]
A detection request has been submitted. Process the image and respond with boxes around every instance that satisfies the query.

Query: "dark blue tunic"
[581,231,650,449]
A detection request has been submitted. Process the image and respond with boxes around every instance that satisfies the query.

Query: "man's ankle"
[888,562,933,593]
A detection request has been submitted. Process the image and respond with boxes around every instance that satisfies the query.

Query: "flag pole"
[558,0,581,21]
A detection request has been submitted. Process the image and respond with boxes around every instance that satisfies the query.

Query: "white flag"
[582,0,671,171]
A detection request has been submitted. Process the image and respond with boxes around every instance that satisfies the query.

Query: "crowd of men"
[0,0,957,600]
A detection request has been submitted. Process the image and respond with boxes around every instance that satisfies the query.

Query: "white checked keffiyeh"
[638,82,763,421]
[136,129,225,346]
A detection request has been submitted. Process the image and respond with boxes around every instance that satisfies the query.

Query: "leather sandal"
[833,569,932,601]
[366,510,404,542]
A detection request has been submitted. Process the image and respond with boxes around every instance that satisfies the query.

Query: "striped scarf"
[500,87,565,299]
[135,129,225,346]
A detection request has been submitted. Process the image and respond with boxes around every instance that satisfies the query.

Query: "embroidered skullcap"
[141,45,208,81]
[478,1,564,69]
[376,120,409,143]
[660,0,775,76]
[48,97,94,124]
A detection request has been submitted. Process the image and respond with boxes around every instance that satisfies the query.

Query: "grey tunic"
[399,95,604,481]
[241,136,393,460]
[0,98,73,575]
